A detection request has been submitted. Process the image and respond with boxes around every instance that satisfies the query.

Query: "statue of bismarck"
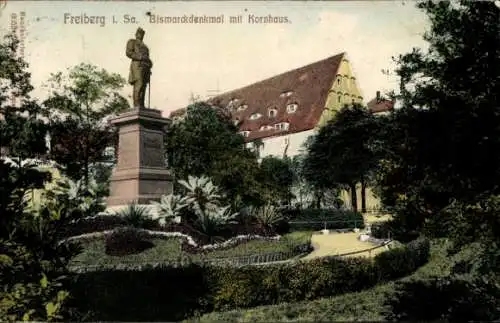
[126,27,153,109]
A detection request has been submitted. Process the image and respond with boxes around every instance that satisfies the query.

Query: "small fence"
[289,220,364,231]
[68,242,312,273]
[334,240,393,258]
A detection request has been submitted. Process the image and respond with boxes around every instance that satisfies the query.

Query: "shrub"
[374,238,430,280]
[247,204,286,235]
[370,221,393,239]
[68,238,430,321]
[104,227,154,256]
[287,208,364,231]
[386,276,500,322]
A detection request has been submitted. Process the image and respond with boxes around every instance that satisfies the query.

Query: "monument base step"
[105,194,167,207]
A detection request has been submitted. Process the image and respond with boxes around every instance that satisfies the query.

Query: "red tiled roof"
[170,108,186,118]
[367,97,394,114]
[169,53,345,141]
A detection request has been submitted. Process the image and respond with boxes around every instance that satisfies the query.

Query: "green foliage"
[0,242,71,321]
[0,34,81,322]
[303,104,382,211]
[376,0,500,238]
[0,34,48,159]
[247,204,285,232]
[370,221,393,240]
[165,102,265,207]
[286,208,364,231]
[68,238,430,321]
[258,156,295,205]
[23,175,107,222]
[186,239,455,322]
[43,63,128,183]
[150,194,188,226]
[176,175,238,240]
[71,231,312,267]
[386,276,500,322]
[113,204,154,229]
[374,238,430,280]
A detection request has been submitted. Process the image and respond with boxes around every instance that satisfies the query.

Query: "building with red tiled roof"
[170,53,389,212]
[367,91,395,115]
[170,52,365,158]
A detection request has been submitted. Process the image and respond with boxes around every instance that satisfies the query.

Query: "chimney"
[376,91,381,102]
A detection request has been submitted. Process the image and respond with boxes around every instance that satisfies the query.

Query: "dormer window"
[286,103,298,113]
[280,91,294,98]
[260,125,274,131]
[237,104,248,111]
[227,98,239,109]
[268,108,278,118]
[274,122,290,131]
[234,118,241,126]
[249,113,262,120]
[239,131,250,137]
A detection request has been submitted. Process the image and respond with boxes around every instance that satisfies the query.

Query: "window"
[274,122,290,131]
[338,96,341,103]
[260,125,273,131]
[249,113,262,120]
[237,104,248,111]
[239,131,250,137]
[234,118,241,126]
[280,91,294,98]
[337,78,341,85]
[268,108,278,118]
[286,103,298,113]
[227,98,239,109]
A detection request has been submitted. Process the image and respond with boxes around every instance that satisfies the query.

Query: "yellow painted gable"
[316,54,364,128]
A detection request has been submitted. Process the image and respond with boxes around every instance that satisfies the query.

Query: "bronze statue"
[126,27,153,109]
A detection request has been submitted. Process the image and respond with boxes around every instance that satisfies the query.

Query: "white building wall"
[254,129,316,159]
[246,129,382,213]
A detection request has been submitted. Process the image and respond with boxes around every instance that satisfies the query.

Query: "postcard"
[0,1,428,115]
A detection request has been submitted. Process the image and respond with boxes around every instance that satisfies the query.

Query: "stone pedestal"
[107,108,173,206]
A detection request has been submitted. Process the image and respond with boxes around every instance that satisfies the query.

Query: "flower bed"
[62,228,282,252]
[67,230,313,268]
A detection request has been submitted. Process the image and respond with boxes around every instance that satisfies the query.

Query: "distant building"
[170,52,390,212]
[367,90,394,116]
[170,52,367,158]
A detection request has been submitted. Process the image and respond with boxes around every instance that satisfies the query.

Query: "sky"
[0,1,430,115]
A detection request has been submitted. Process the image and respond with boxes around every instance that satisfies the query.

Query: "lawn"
[188,239,470,322]
[70,231,312,267]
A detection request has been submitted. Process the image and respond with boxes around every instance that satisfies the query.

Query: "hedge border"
[68,238,430,322]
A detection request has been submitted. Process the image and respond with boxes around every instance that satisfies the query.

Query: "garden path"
[302,232,386,260]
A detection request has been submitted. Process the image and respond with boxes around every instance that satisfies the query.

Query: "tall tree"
[165,102,264,208]
[378,0,500,235]
[303,104,381,212]
[0,34,78,321]
[379,2,500,320]
[42,63,129,185]
[259,156,294,205]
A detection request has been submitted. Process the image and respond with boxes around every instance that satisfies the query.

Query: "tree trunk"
[350,183,358,213]
[361,178,367,213]
[314,191,322,209]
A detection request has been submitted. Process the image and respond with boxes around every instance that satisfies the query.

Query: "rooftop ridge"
[210,52,345,102]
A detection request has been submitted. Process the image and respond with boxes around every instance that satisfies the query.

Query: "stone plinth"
[107,108,173,206]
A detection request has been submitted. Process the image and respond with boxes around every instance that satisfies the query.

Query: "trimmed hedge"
[286,208,365,231]
[370,221,393,239]
[68,238,430,322]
